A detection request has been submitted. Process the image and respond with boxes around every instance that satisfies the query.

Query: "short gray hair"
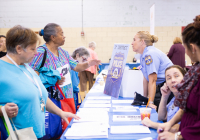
[71,46,90,59]
[89,41,96,48]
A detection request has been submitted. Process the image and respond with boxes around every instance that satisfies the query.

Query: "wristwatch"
[175,131,181,140]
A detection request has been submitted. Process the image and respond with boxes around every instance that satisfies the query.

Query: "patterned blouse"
[29,44,78,98]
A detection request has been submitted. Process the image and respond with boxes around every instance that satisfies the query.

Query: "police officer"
[131,31,174,110]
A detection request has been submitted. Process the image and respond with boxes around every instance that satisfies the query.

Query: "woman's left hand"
[60,111,80,124]
[88,59,101,67]
[157,131,175,140]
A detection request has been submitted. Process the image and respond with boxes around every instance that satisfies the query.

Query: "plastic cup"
[99,80,104,86]
[139,108,152,120]
[103,75,107,82]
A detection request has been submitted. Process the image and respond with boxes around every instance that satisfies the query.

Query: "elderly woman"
[157,15,200,140]
[29,23,101,99]
[79,41,99,97]
[131,31,173,110]
[167,37,185,68]
[0,25,79,140]
[70,47,90,110]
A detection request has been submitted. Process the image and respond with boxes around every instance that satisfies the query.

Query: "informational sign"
[150,4,155,35]
[57,64,71,87]
[104,44,129,98]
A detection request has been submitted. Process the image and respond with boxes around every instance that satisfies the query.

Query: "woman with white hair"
[79,41,99,97]
[71,46,90,110]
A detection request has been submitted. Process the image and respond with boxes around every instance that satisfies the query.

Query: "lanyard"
[6,54,43,101]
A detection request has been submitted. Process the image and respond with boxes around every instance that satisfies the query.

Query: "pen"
[159,129,164,132]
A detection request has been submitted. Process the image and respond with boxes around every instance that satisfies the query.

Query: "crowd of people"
[0,14,200,140]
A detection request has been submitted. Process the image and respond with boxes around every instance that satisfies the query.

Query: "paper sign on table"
[73,114,109,123]
[112,105,139,109]
[113,115,141,121]
[78,108,110,112]
[87,96,111,100]
[71,122,110,129]
[138,137,153,140]
[104,44,130,98]
[84,104,111,108]
[110,125,151,134]
[84,100,110,104]
[112,100,133,104]
[112,109,137,112]
[65,123,108,139]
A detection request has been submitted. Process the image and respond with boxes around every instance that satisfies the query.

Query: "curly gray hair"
[71,46,90,59]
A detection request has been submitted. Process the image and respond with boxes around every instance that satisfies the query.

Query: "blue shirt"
[70,70,79,93]
[140,46,173,85]
[167,97,179,122]
[0,60,48,138]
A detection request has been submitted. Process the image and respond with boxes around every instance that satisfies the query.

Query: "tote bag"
[55,83,76,132]
[43,97,62,140]
[1,106,37,140]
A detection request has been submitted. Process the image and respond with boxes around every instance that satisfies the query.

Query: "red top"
[179,77,200,140]
[167,43,185,68]
[85,48,98,74]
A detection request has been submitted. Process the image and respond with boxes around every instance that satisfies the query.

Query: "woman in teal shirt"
[0,25,80,139]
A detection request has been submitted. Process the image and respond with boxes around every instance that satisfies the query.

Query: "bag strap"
[39,46,47,69]
[55,83,66,99]
[1,106,18,140]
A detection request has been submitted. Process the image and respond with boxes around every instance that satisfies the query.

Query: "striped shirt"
[29,44,78,98]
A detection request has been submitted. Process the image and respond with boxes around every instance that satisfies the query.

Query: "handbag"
[131,92,148,106]
[1,106,37,140]
[55,83,76,132]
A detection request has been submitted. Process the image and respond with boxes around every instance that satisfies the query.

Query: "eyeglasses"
[82,56,87,62]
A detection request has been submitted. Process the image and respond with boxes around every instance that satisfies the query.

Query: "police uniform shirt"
[140,46,173,85]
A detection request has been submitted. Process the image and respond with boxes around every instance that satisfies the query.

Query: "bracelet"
[149,101,154,104]
[175,132,181,140]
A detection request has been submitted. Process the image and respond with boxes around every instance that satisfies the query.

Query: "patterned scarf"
[174,62,200,111]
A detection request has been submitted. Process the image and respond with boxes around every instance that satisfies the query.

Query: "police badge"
[145,55,153,65]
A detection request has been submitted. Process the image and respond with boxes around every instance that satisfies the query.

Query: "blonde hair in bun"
[151,35,158,43]
[137,31,158,46]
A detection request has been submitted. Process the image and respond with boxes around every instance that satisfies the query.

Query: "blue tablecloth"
[99,63,140,73]
[60,76,161,140]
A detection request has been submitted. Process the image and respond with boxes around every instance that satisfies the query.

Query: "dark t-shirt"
[167,43,185,68]
[0,51,6,58]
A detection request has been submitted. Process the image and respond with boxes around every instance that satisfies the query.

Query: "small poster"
[104,44,129,98]
[57,64,71,87]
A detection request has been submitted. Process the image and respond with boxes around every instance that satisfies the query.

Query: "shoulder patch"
[145,55,153,65]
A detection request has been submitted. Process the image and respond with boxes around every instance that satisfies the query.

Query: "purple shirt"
[167,43,185,68]
[179,78,200,140]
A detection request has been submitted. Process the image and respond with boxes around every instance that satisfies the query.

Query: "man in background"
[0,35,6,58]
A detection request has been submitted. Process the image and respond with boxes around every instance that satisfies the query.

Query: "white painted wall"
[0,0,200,28]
